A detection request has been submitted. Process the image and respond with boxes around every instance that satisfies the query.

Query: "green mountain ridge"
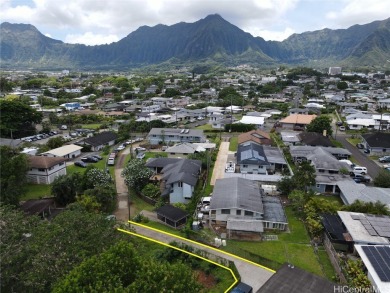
[1,14,389,70]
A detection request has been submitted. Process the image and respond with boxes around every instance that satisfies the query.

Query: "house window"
[316,184,320,188]
[152,135,156,137]
[236,210,241,215]
[178,182,183,187]
[243,164,248,168]
[221,209,230,214]
[170,153,175,155]
[169,135,174,138]
[48,167,54,171]
[59,162,64,166]
[38,168,45,172]
[318,169,325,173]
[273,223,278,229]
[244,211,253,216]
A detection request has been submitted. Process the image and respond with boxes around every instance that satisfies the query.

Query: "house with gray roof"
[290,146,352,193]
[208,178,287,237]
[337,181,390,209]
[361,133,390,154]
[146,158,201,204]
[164,142,206,158]
[147,128,206,145]
[237,142,270,174]
[236,142,287,174]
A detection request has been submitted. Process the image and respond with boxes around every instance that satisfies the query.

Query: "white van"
[353,166,367,175]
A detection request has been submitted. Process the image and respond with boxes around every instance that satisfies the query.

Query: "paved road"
[210,141,230,185]
[128,223,274,292]
[335,134,381,178]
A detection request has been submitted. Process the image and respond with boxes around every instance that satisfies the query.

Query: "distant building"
[147,128,206,145]
[328,67,342,75]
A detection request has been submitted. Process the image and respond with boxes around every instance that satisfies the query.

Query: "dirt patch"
[195,270,216,289]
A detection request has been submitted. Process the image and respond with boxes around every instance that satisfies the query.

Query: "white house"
[146,158,202,204]
[41,144,83,159]
[147,128,206,145]
[238,116,265,128]
[27,156,67,184]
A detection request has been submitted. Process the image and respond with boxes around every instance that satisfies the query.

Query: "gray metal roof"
[148,128,204,138]
[307,148,348,170]
[262,146,287,165]
[337,181,390,208]
[210,178,264,214]
[165,142,205,154]
[161,159,201,186]
[262,196,287,224]
[237,142,269,166]
[290,145,351,157]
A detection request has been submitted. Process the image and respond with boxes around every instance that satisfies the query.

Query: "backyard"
[221,207,336,281]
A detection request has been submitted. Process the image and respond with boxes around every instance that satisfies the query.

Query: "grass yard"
[81,123,102,130]
[143,152,167,161]
[196,124,214,131]
[229,136,238,151]
[130,193,155,214]
[346,137,361,146]
[22,184,52,200]
[221,207,336,280]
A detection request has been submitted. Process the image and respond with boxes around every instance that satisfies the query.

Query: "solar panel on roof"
[362,246,390,282]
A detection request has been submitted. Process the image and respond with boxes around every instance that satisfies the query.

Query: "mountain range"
[1,14,390,70]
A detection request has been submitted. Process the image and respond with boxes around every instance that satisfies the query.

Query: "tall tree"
[0,100,43,138]
[53,241,202,293]
[0,206,124,293]
[306,115,333,136]
[51,173,83,205]
[0,146,29,205]
[122,159,153,191]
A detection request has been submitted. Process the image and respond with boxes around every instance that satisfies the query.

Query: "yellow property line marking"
[128,220,275,273]
[117,228,238,293]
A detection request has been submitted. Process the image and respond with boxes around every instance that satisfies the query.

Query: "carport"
[155,205,188,228]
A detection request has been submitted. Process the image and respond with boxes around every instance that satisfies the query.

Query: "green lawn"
[229,136,238,151]
[81,123,102,130]
[144,152,167,161]
[346,137,361,146]
[141,221,185,237]
[196,124,214,131]
[221,207,336,279]
[130,193,155,215]
[22,184,52,200]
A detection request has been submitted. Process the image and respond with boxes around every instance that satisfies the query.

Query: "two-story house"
[236,142,270,174]
[146,158,202,204]
[208,178,287,238]
[147,128,206,145]
[27,156,67,184]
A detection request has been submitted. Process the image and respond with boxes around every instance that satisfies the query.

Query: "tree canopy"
[122,159,153,191]
[52,241,202,293]
[0,146,29,205]
[306,115,333,136]
[374,170,390,188]
[0,100,43,138]
[0,206,124,292]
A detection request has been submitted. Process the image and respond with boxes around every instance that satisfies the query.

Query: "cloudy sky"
[1,0,389,45]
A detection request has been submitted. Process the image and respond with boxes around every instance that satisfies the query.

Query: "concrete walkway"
[128,223,274,292]
[210,141,230,185]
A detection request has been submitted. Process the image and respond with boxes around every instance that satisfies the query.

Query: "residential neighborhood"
[1,66,390,292]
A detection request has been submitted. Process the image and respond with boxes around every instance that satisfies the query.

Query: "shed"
[155,205,189,228]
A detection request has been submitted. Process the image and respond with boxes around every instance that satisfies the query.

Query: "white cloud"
[253,27,296,41]
[326,0,390,27]
[64,32,120,46]
[0,0,387,45]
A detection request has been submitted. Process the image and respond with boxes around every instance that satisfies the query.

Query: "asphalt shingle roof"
[82,131,117,147]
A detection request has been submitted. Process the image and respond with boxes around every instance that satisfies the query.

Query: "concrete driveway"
[210,141,230,185]
[335,134,381,178]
